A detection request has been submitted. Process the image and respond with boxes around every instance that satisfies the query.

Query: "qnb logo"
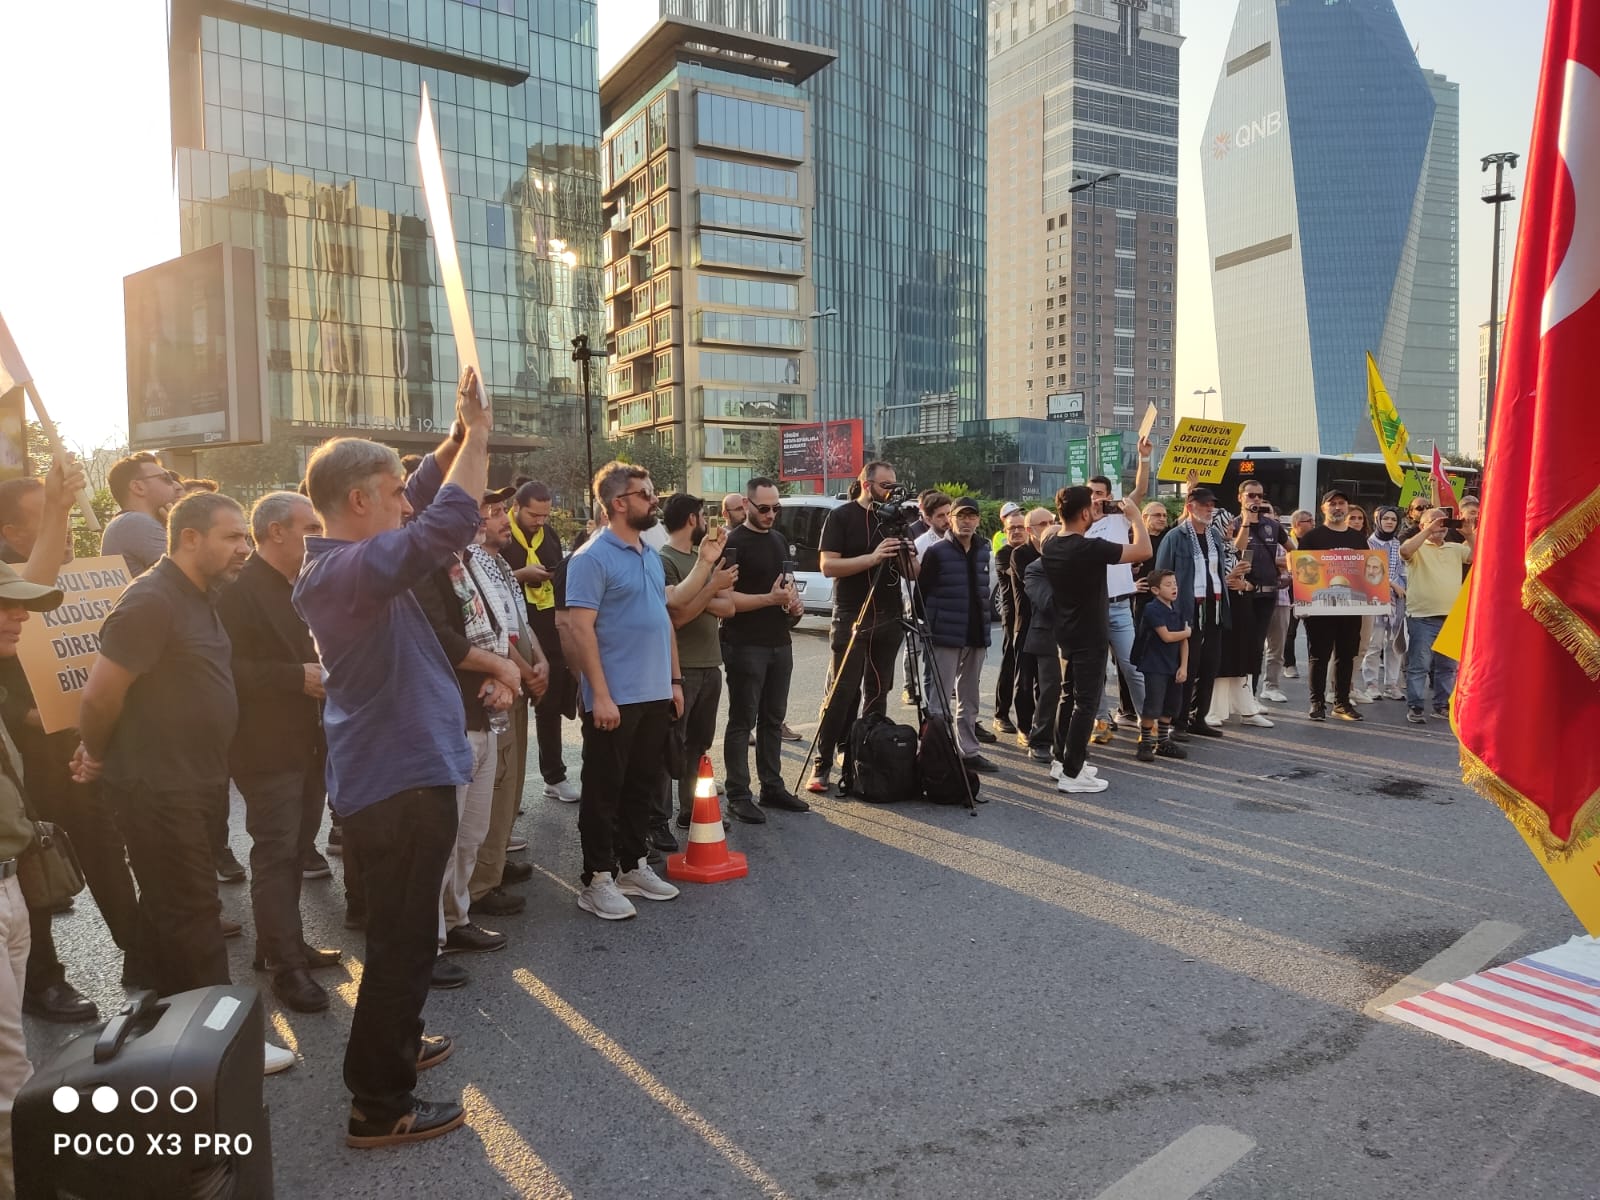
[1213,111,1284,158]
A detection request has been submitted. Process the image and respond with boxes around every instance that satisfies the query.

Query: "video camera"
[871,484,918,531]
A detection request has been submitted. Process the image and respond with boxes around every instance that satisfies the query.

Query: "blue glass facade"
[1277,0,1434,453]
[662,0,988,437]
[169,0,605,473]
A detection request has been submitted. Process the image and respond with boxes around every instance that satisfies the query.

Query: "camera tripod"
[794,531,978,814]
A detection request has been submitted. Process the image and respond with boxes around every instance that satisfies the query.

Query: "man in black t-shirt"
[1041,486,1151,794]
[808,461,918,794]
[1295,489,1370,722]
[721,478,807,821]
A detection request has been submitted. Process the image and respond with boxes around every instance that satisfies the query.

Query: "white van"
[771,495,844,617]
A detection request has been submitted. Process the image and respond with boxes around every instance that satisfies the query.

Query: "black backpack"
[845,714,920,804]
[917,718,980,806]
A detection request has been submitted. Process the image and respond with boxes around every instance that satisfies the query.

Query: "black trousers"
[23,765,139,994]
[528,608,571,785]
[238,754,325,970]
[342,785,456,1123]
[817,617,904,768]
[993,625,1018,721]
[1058,645,1107,779]
[579,701,671,883]
[1025,650,1061,758]
[1179,596,1224,729]
[109,784,231,996]
[1306,615,1363,705]
[1248,593,1279,691]
[722,643,793,803]
[1014,644,1039,741]
[1285,614,1301,667]
[659,665,722,823]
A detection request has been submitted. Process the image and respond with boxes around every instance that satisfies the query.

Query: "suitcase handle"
[95,990,159,1064]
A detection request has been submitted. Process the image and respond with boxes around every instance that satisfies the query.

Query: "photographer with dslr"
[808,462,918,795]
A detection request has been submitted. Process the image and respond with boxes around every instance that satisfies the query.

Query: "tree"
[883,433,1017,495]
[743,427,791,494]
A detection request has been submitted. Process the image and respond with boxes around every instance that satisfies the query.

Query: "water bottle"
[487,707,511,736]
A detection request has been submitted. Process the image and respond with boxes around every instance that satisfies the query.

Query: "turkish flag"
[1456,0,1600,854]
[1431,445,1459,512]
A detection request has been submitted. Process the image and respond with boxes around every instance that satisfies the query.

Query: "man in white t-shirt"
[1085,435,1153,742]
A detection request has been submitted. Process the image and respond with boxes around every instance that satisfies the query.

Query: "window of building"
[653,272,672,308]
[694,156,799,199]
[648,94,669,152]
[697,274,800,311]
[651,234,672,273]
[651,196,669,231]
[655,349,674,383]
[697,193,803,236]
[693,232,805,273]
[632,283,653,315]
[654,313,674,344]
[695,311,805,348]
[698,350,802,385]
[650,156,670,194]
[695,92,804,159]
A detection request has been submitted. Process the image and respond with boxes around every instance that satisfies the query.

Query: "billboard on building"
[780,419,864,482]
[1046,392,1085,422]
[123,243,268,452]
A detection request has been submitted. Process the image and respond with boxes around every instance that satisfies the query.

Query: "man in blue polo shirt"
[564,461,684,921]
[293,367,489,1150]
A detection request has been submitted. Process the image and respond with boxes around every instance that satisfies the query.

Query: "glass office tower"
[1201,0,1439,455]
[661,0,987,441]
[167,0,605,479]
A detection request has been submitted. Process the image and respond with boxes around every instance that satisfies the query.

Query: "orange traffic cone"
[666,755,748,883]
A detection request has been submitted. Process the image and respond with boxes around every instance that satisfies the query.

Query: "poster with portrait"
[1289,550,1392,616]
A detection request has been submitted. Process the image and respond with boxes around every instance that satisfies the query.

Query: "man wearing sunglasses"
[101,452,184,578]
[810,461,918,794]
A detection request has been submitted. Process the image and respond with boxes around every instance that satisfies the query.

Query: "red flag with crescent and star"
[1456,0,1600,856]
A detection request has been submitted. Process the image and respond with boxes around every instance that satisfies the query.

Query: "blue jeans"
[1104,599,1146,719]
[1405,615,1457,712]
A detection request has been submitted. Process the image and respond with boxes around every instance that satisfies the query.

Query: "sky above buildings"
[0,0,1546,456]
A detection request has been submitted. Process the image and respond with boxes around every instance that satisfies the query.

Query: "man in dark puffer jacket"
[914,498,997,775]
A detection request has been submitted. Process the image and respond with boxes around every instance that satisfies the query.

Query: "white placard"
[417,83,486,406]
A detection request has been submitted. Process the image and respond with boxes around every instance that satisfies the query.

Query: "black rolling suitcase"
[13,986,275,1199]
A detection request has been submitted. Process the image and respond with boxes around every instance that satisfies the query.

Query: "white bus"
[1216,452,1479,519]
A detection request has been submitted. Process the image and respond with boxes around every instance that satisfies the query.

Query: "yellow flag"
[1366,352,1410,486]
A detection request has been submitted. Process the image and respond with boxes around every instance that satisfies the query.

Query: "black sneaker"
[499,860,533,885]
[417,1034,454,1072]
[1027,748,1053,763]
[973,723,998,744]
[1188,723,1223,739]
[1155,739,1189,760]
[1171,726,1192,743]
[347,1098,465,1149]
[1407,707,1427,725]
[649,824,679,852]
[728,797,767,824]
[1309,704,1327,722]
[23,982,98,1024]
[994,716,1018,735]
[443,923,506,954]
[1135,739,1156,763]
[963,754,1000,774]
[1332,703,1364,722]
[762,790,811,813]
[675,809,692,829]
[470,888,525,917]
[326,825,343,856]
[215,850,247,885]
[430,955,469,990]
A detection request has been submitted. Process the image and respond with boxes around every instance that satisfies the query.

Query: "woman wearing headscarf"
[1361,504,1407,700]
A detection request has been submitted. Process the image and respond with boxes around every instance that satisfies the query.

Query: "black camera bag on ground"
[844,714,920,804]
[918,718,980,806]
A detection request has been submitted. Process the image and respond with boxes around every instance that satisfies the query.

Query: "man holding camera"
[721,479,805,822]
[1043,487,1152,793]
[1400,508,1474,723]
[809,462,918,795]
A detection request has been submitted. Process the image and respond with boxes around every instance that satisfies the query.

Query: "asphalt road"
[29,617,1599,1199]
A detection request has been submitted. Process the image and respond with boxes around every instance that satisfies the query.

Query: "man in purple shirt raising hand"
[293,367,490,1149]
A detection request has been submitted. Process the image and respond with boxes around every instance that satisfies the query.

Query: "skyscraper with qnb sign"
[1202,0,1457,455]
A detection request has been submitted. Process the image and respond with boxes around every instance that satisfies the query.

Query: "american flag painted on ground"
[1383,937,1600,1096]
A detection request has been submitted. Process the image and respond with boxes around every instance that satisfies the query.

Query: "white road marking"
[1093,1125,1256,1200]
[1366,919,1524,1020]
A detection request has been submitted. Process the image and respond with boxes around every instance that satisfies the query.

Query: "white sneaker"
[544,780,580,803]
[1241,713,1275,728]
[1384,686,1405,701]
[1204,715,1223,729]
[264,1043,297,1076]
[577,872,637,920]
[1283,666,1299,679]
[1049,761,1098,780]
[617,858,679,902]
[1057,768,1109,794]
[1259,688,1289,704]
[1350,688,1376,704]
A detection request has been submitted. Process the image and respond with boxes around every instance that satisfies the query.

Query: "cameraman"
[808,462,918,795]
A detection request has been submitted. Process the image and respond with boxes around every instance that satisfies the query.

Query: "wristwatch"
[671,677,684,685]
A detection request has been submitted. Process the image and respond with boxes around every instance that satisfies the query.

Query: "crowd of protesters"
[0,367,1477,1175]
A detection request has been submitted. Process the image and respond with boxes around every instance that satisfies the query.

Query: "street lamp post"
[1192,386,1217,419]
[571,334,610,499]
[1481,152,1519,449]
[809,306,838,495]
[1068,170,1122,428]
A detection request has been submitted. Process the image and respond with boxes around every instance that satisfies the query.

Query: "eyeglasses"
[617,489,657,503]
[137,469,176,484]
[752,502,781,515]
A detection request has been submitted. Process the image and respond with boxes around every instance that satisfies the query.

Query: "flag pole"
[21,381,100,533]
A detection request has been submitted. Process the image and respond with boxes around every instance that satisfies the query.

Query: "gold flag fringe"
[1461,741,1600,861]
[1523,482,1600,680]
